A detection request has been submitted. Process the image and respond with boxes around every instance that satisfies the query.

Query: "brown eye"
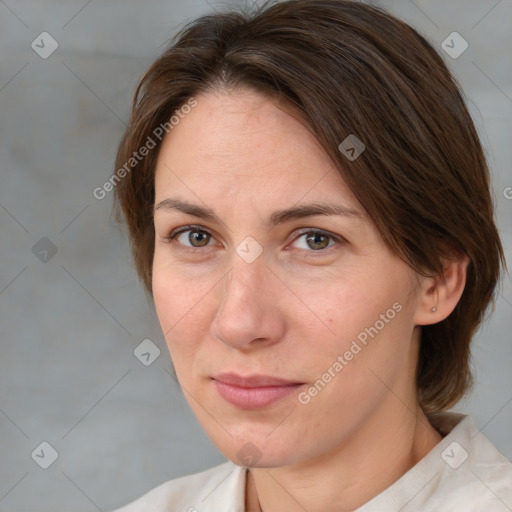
[305,232,331,250]
[188,230,211,247]
[167,227,214,248]
[290,230,339,252]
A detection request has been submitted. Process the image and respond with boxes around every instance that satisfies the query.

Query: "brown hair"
[112,0,505,414]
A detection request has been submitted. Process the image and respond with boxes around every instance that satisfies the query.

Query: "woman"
[111,0,511,510]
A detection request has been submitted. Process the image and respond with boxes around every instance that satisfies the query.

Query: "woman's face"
[152,89,423,468]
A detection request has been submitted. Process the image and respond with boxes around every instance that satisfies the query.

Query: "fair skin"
[152,88,468,511]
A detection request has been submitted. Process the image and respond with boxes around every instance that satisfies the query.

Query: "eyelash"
[163,225,215,251]
[163,224,345,254]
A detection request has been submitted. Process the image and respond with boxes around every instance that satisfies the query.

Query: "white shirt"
[113,413,512,511]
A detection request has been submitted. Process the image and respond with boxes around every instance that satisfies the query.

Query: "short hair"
[112,0,505,414]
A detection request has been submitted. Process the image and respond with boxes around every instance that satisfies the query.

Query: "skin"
[152,88,468,511]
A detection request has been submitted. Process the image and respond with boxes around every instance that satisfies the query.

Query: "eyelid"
[164,224,217,244]
[166,224,209,238]
[162,224,345,251]
[288,228,345,251]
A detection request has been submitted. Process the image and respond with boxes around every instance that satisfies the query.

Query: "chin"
[208,429,307,469]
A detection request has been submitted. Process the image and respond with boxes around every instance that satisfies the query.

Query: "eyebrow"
[154,198,363,227]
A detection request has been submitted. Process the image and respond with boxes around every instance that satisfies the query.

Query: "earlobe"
[414,254,470,326]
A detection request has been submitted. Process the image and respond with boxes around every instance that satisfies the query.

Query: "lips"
[212,373,304,409]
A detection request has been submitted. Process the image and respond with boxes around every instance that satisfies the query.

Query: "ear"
[414,253,470,326]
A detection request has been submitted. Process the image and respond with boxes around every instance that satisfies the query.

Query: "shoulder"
[416,413,512,511]
[433,414,512,510]
[359,413,512,511]
[112,461,246,512]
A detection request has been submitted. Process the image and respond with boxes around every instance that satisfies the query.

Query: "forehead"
[154,89,360,210]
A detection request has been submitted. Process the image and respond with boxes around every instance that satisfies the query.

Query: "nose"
[210,256,286,351]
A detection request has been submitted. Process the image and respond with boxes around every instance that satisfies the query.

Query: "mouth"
[211,373,305,410]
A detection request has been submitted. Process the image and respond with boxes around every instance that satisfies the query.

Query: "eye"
[291,230,338,251]
[166,226,215,248]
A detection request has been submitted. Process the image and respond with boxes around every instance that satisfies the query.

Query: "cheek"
[294,303,413,435]
[294,266,414,371]
[294,271,388,335]
[152,261,213,359]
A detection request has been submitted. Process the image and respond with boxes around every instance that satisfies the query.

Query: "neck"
[245,401,442,512]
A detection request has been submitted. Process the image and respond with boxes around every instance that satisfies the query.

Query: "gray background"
[0,0,511,511]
